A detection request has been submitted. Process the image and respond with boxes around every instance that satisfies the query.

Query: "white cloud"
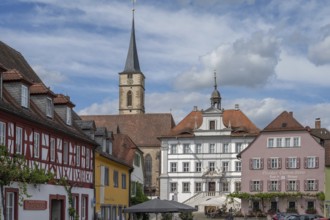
[78,98,117,115]
[308,35,330,65]
[33,65,67,86]
[276,50,330,87]
[174,32,280,90]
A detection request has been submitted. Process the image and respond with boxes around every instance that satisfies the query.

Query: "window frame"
[21,84,29,108]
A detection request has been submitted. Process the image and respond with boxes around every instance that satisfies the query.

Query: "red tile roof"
[2,69,33,85]
[263,111,305,132]
[30,83,56,97]
[80,114,175,147]
[164,109,259,137]
[54,94,75,107]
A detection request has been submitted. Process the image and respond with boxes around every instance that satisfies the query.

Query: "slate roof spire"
[123,7,141,73]
[210,71,221,109]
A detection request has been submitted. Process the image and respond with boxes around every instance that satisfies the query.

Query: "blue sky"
[1,0,330,130]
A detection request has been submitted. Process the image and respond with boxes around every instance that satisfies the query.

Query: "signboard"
[23,200,47,210]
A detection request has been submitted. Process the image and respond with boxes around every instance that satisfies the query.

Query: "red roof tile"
[30,83,56,97]
[80,114,175,147]
[263,111,305,131]
[54,94,75,107]
[2,69,33,85]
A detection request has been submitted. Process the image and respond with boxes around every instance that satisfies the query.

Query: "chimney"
[193,106,198,111]
[235,104,239,110]
[315,118,321,129]
[289,111,293,116]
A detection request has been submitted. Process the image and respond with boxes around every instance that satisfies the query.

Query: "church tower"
[118,8,145,114]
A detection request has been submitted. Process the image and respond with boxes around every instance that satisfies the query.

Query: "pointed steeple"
[123,9,141,73]
[210,71,221,109]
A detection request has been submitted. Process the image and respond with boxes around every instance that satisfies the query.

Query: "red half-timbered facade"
[0,41,96,220]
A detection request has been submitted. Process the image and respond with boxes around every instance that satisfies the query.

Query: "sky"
[1,0,330,130]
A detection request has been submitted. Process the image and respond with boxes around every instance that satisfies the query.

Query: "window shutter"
[278,158,282,169]
[297,180,300,192]
[315,157,319,168]
[285,158,289,168]
[249,159,253,170]
[261,158,264,169]
[285,180,289,191]
[260,181,263,192]
[315,180,319,191]
[304,180,307,191]
[267,158,271,169]
[100,166,105,186]
[297,158,300,169]
[267,180,271,191]
[278,180,281,191]
[304,157,307,168]
[250,181,253,192]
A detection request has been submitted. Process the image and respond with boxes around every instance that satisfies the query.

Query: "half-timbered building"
[0,41,96,220]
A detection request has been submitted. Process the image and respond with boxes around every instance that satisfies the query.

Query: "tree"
[0,145,54,220]
[130,183,149,220]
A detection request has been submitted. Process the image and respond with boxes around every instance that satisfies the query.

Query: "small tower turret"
[210,71,221,109]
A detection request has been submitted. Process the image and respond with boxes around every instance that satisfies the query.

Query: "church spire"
[210,71,221,109]
[123,6,141,73]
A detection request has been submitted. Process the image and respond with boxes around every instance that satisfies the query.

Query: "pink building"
[238,111,324,216]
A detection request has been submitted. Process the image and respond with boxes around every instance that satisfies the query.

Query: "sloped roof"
[2,69,33,85]
[30,83,56,97]
[112,133,138,167]
[121,16,141,73]
[163,108,259,137]
[309,128,330,140]
[80,114,175,147]
[263,111,305,132]
[0,41,42,83]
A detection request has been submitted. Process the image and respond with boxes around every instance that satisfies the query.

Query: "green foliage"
[0,145,54,219]
[58,177,79,220]
[161,213,173,220]
[228,191,324,200]
[130,183,149,220]
[179,212,194,220]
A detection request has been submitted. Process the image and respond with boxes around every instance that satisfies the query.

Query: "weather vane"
[132,0,136,13]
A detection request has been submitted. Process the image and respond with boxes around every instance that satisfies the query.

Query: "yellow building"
[94,128,134,220]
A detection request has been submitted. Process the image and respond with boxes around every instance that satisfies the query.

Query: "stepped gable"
[80,114,175,147]
[0,41,42,83]
[263,111,305,132]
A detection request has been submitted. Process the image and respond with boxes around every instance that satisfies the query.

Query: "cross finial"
[132,0,136,14]
[214,70,217,90]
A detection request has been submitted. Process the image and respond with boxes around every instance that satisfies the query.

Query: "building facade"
[0,41,96,220]
[159,78,259,210]
[239,111,325,216]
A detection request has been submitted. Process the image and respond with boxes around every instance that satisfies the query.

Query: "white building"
[159,75,259,211]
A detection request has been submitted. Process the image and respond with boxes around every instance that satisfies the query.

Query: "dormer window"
[66,107,72,125]
[21,85,29,108]
[46,97,53,118]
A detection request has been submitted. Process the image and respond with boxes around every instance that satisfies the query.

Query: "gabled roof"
[263,111,305,132]
[80,114,175,147]
[0,41,42,83]
[112,133,138,167]
[163,108,259,137]
[3,69,33,85]
[30,83,56,97]
[54,94,75,107]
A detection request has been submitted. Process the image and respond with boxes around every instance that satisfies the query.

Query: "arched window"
[127,91,132,107]
[145,154,152,187]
